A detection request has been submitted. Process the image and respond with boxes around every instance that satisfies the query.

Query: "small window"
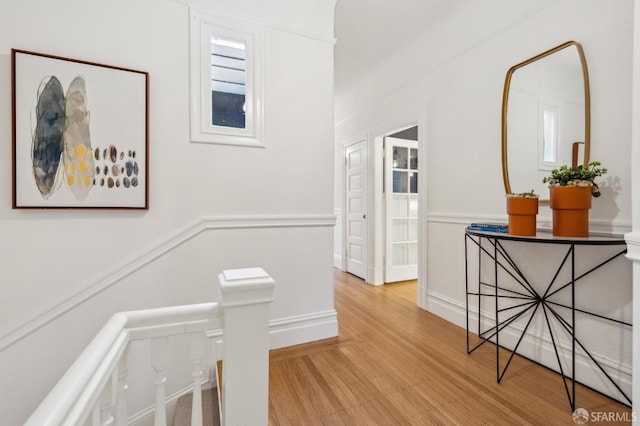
[211,36,246,128]
[542,108,557,163]
[538,101,560,170]
[190,7,264,147]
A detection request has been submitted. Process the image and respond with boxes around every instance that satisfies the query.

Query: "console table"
[464,228,630,410]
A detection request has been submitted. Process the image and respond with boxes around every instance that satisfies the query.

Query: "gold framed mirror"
[501,41,590,201]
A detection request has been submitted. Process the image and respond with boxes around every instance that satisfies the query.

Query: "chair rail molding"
[0,214,336,352]
[428,212,631,235]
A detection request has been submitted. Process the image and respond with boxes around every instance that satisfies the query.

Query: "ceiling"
[333,0,464,94]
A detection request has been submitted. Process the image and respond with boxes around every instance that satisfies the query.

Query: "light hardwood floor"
[268,269,631,425]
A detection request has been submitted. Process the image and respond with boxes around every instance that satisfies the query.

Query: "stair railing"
[25,267,275,426]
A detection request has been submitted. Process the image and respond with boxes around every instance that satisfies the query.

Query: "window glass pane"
[211,92,245,128]
[409,219,418,241]
[410,148,418,170]
[393,147,408,169]
[408,195,418,217]
[392,195,408,217]
[409,172,418,193]
[392,219,408,241]
[211,36,246,129]
[393,171,408,193]
[392,244,408,266]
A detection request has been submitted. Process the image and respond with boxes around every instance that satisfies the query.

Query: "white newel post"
[218,268,275,426]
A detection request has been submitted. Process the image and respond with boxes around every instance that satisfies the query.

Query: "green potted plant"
[506,190,539,236]
[542,161,607,237]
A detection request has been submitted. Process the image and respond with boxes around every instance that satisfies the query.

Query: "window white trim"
[189,6,264,147]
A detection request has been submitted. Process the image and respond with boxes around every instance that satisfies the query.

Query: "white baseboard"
[269,310,339,349]
[425,289,632,405]
[334,253,343,269]
[424,290,467,328]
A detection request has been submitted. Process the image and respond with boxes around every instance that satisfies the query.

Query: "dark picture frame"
[12,49,149,209]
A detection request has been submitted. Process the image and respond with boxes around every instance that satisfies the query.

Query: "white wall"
[335,0,634,405]
[0,0,337,424]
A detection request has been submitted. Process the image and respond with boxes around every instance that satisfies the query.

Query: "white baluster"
[190,332,204,426]
[103,386,115,425]
[96,379,115,425]
[115,349,129,425]
[151,337,169,426]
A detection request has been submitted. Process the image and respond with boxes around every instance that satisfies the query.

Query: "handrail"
[25,267,275,426]
[25,303,222,426]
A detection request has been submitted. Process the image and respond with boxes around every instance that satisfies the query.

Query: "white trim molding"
[625,231,640,262]
[189,5,265,147]
[177,0,337,44]
[0,214,336,352]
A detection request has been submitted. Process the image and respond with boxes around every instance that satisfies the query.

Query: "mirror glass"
[502,41,590,199]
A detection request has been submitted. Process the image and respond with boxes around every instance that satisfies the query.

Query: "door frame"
[341,112,428,308]
[370,118,419,287]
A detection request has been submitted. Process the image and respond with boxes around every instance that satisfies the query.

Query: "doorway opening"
[342,120,424,306]
[384,128,419,285]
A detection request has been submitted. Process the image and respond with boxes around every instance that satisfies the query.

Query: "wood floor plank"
[268,269,631,425]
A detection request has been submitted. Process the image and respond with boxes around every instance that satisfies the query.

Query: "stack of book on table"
[466,223,508,233]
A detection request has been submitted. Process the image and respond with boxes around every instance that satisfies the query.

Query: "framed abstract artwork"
[11,49,149,209]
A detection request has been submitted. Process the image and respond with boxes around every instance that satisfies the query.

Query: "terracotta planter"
[507,197,539,236]
[549,186,592,237]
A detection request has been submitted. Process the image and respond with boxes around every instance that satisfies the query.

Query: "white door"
[345,141,367,279]
[384,137,418,283]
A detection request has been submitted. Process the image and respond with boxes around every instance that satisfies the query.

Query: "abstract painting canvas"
[12,49,149,209]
